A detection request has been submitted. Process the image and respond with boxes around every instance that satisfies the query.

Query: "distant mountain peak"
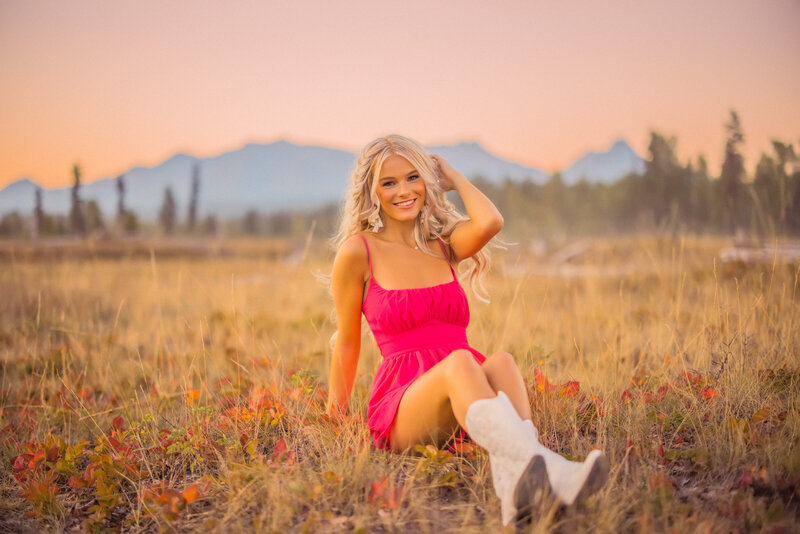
[563,139,644,185]
[241,140,311,152]
[1,177,39,192]
[429,140,483,150]
[240,142,268,152]
[611,139,628,149]
[163,152,196,163]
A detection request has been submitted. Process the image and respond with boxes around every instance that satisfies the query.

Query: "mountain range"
[0,139,645,219]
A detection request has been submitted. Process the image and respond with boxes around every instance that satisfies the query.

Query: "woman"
[325,134,608,527]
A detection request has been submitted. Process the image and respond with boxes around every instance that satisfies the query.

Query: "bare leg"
[389,349,496,451]
[390,349,609,522]
[481,352,532,421]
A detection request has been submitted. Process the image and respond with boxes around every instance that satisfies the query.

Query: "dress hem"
[368,347,486,451]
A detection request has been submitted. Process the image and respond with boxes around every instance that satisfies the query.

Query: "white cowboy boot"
[464,392,548,527]
[521,419,609,506]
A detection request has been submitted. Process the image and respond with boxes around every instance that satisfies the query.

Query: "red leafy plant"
[12,434,88,517]
[68,416,148,528]
[268,437,296,466]
[139,480,208,523]
[368,476,408,511]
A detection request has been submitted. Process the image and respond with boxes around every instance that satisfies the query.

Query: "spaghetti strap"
[357,233,374,277]
[436,237,456,278]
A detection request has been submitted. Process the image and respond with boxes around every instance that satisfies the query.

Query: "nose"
[398,180,411,196]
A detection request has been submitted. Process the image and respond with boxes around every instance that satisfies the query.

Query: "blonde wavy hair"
[333,134,493,301]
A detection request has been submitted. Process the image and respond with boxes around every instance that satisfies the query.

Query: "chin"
[388,208,421,223]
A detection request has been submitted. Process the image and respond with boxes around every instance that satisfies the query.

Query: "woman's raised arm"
[325,235,368,418]
[431,154,504,261]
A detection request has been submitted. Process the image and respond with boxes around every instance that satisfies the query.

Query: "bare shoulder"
[337,234,368,262]
[333,234,369,282]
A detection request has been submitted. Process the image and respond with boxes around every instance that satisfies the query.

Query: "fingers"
[431,154,448,169]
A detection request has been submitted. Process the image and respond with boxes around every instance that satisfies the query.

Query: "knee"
[483,351,517,373]
[444,349,480,375]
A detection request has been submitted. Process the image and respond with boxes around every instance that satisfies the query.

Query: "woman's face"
[375,154,426,224]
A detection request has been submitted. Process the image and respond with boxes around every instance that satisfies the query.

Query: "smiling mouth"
[394,198,416,208]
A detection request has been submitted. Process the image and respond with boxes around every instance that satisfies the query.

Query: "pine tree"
[643,132,683,229]
[719,110,746,234]
[70,163,85,236]
[187,162,200,232]
[689,155,713,233]
[116,174,126,224]
[159,187,177,234]
[33,188,44,239]
[772,140,796,233]
[753,154,780,234]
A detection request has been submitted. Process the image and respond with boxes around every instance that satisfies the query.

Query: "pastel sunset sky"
[1,0,798,188]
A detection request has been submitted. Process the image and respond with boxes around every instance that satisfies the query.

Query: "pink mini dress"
[357,234,487,450]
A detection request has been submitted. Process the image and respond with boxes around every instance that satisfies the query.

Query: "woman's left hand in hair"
[431,154,504,261]
[430,154,465,192]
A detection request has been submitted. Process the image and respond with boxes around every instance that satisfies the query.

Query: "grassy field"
[0,236,798,533]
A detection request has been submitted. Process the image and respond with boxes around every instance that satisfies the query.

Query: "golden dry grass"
[0,236,798,533]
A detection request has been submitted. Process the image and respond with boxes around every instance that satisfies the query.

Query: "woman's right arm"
[325,235,368,418]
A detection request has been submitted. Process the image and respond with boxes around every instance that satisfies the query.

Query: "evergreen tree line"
[155,163,210,236]
[0,163,209,238]
[1,164,141,238]
[0,158,337,239]
[6,164,115,238]
[2,111,798,239]
[456,111,800,238]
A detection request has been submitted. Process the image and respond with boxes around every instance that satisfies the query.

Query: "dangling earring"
[369,211,383,232]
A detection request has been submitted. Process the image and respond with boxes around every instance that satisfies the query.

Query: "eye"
[381,180,395,187]
[408,174,420,181]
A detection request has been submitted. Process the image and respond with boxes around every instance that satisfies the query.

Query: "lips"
[393,198,416,209]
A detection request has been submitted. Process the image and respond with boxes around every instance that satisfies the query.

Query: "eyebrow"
[380,170,418,180]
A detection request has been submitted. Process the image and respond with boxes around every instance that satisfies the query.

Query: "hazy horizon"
[1,0,798,188]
